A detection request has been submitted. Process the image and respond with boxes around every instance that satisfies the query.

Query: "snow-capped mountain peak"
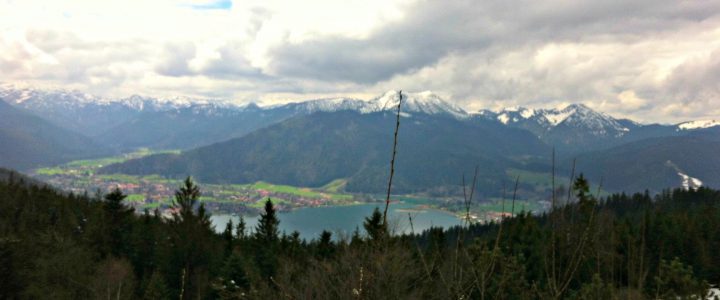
[480,103,631,137]
[543,104,629,135]
[276,90,468,118]
[283,97,369,113]
[370,90,468,118]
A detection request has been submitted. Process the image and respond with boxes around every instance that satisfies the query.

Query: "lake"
[211,202,463,240]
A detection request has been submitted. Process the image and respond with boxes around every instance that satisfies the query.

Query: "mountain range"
[1,85,718,195]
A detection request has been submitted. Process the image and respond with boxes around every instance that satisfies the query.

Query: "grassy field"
[321,179,347,193]
[125,194,146,203]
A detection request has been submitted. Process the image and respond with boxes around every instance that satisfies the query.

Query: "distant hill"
[0,99,107,171]
[95,104,294,150]
[100,110,549,195]
[576,129,720,192]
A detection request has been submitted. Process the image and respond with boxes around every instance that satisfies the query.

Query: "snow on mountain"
[552,104,630,136]
[0,86,469,120]
[498,113,511,124]
[479,103,630,137]
[274,90,469,118]
[677,120,720,130]
[2,85,716,135]
[0,85,248,115]
[369,90,469,118]
[677,172,703,190]
[280,97,369,113]
[0,87,103,107]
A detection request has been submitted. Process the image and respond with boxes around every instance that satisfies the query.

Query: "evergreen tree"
[317,230,334,259]
[223,219,234,257]
[654,257,708,299]
[254,199,280,280]
[254,199,279,243]
[169,177,215,300]
[143,270,171,300]
[236,216,247,240]
[217,252,250,298]
[103,187,134,257]
[363,207,387,242]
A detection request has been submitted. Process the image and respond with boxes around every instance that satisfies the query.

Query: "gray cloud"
[155,42,196,77]
[258,0,720,122]
[199,42,268,79]
[267,0,720,85]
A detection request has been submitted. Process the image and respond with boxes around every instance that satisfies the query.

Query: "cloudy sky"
[1,0,719,122]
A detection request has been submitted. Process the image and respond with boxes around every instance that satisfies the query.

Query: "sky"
[1,0,719,123]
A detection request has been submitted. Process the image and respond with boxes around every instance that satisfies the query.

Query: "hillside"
[95,104,293,150]
[0,99,108,170]
[100,110,549,195]
[577,129,720,192]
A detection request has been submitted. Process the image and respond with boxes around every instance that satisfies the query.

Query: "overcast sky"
[1,0,719,122]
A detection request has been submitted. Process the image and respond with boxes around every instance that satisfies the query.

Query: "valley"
[30,149,544,222]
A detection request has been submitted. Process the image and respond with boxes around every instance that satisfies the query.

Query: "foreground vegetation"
[0,172,718,299]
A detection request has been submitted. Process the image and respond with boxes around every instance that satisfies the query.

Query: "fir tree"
[223,219,234,257]
[103,187,134,257]
[219,252,250,297]
[363,207,387,242]
[236,216,247,240]
[170,177,214,300]
[253,199,280,280]
[317,230,334,259]
[254,199,279,243]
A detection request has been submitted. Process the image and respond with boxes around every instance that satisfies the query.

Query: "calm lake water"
[210,202,462,240]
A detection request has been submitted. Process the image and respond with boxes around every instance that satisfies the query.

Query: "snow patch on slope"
[520,108,536,119]
[677,120,720,130]
[498,114,510,124]
[544,109,574,126]
[677,172,703,190]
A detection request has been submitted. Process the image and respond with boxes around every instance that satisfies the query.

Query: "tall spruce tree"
[170,177,214,300]
[236,216,247,240]
[223,219,234,257]
[103,187,134,257]
[254,199,279,243]
[363,207,387,242]
[254,199,280,280]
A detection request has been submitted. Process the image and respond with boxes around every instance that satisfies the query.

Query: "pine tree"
[317,230,334,259]
[253,199,280,280]
[218,252,250,297]
[363,207,387,242]
[170,177,214,299]
[236,216,247,240]
[103,187,134,257]
[223,219,234,257]
[254,199,279,243]
[173,177,202,224]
